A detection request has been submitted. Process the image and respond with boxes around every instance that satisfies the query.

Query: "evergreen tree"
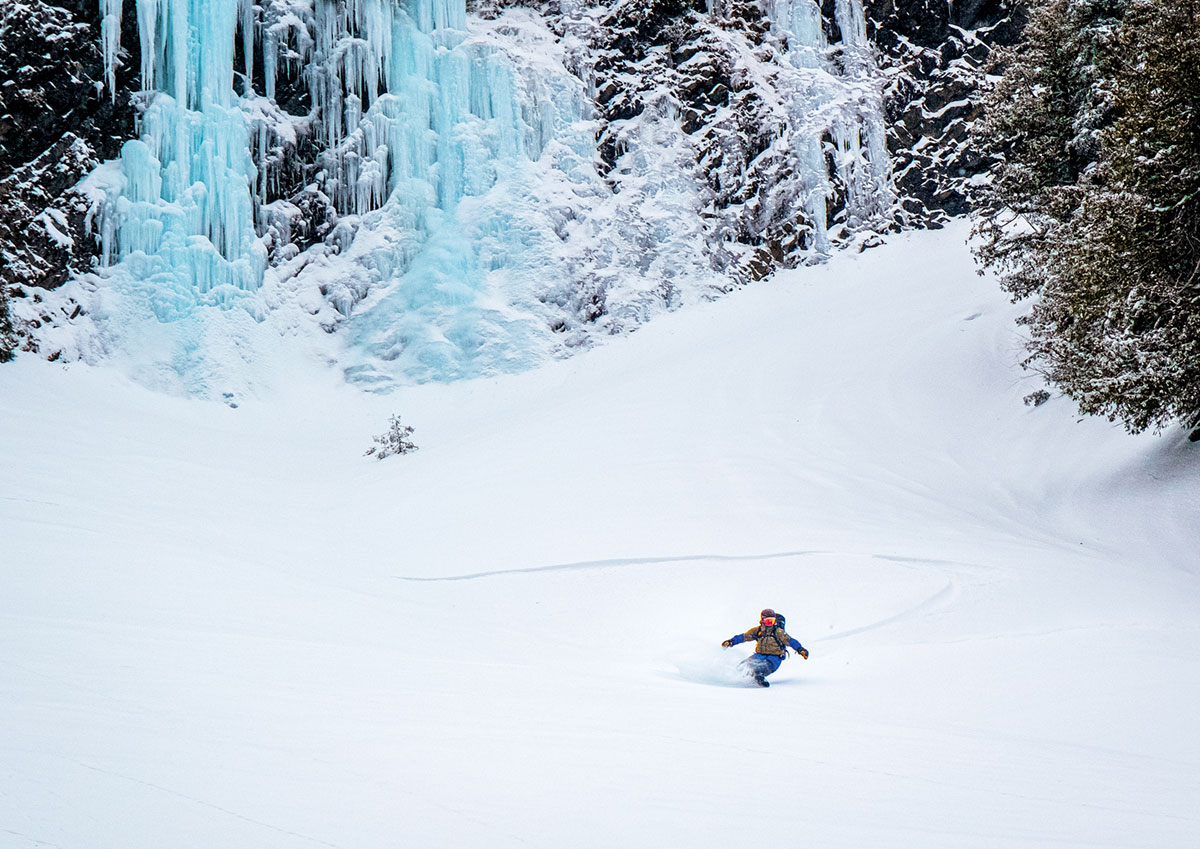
[972,0,1121,297]
[973,0,1200,435]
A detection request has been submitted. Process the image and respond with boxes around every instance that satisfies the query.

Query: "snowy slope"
[2,222,1198,848]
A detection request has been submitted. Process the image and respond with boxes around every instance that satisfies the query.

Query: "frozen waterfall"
[92,0,894,388]
[97,0,264,308]
[769,0,893,251]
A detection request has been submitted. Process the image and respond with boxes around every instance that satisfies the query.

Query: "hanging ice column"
[290,0,553,381]
[770,0,893,250]
[830,0,894,227]
[302,0,526,221]
[98,0,264,306]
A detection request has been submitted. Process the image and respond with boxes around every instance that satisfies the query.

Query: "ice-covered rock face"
[68,0,897,390]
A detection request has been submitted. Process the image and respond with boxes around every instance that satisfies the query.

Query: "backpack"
[755,614,789,654]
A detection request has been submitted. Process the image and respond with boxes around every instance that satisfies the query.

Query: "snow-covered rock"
[863,0,1025,223]
[0,0,140,355]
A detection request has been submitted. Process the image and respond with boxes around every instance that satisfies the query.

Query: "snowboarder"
[721,608,808,687]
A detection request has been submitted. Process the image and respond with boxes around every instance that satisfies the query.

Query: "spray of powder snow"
[667,641,762,688]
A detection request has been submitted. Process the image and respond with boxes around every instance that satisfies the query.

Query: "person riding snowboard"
[721,608,808,687]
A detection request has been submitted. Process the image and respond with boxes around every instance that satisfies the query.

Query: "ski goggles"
[760,617,777,626]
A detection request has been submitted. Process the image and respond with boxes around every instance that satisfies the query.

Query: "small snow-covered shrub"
[365,415,418,460]
[1024,390,1051,408]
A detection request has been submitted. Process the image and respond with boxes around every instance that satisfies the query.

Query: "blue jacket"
[726,625,805,658]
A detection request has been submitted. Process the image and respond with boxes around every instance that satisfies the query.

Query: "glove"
[721,640,733,647]
[799,649,809,659]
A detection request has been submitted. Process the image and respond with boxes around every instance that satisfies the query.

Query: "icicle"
[833,0,893,225]
[99,197,119,267]
[263,29,276,101]
[239,0,255,95]
[100,0,123,100]
[258,119,268,205]
[802,137,831,254]
[834,0,868,53]
[199,0,238,109]
[168,0,187,106]
[135,0,159,92]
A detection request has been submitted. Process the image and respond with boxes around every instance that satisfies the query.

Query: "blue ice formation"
[95,0,580,383]
[98,0,265,312]
[94,0,892,388]
[299,0,592,384]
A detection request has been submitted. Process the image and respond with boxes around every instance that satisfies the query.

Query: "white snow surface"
[2,222,1198,848]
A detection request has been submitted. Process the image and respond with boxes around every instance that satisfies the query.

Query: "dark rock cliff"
[0,0,140,354]
[863,0,1025,224]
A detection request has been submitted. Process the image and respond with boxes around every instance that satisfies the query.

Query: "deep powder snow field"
[2,224,1198,848]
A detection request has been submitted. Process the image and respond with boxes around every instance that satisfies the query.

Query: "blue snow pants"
[743,653,784,677]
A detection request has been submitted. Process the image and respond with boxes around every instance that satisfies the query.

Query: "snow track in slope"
[393,549,826,581]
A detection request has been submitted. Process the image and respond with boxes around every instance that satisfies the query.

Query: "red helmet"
[760,608,776,620]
